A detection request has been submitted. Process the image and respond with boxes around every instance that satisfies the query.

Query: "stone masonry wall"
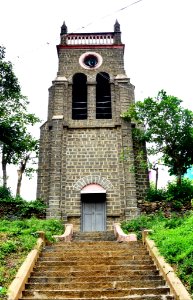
[36,122,50,205]
[62,127,125,230]
[37,75,141,225]
[57,48,125,79]
[133,137,150,204]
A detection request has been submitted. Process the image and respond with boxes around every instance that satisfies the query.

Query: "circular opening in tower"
[79,52,103,70]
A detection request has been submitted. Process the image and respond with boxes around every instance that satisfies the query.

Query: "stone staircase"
[19,232,174,300]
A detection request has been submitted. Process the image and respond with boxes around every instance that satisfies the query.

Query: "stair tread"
[29,275,163,279]
[23,288,170,292]
[22,288,171,299]
[19,295,174,300]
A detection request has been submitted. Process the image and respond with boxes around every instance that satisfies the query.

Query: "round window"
[79,52,103,70]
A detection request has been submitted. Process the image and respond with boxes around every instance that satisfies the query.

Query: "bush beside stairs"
[18,231,174,300]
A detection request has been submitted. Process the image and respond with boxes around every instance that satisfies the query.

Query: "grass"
[0,218,64,297]
[122,211,193,296]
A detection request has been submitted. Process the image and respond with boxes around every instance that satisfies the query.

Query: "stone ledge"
[7,232,46,300]
[113,223,137,242]
[53,223,73,242]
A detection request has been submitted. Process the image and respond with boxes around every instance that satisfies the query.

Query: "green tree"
[1,113,39,187]
[0,46,28,138]
[0,46,40,187]
[121,90,193,184]
[15,134,39,196]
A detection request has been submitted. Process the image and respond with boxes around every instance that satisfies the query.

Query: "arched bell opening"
[81,184,106,232]
[96,72,112,119]
[72,73,87,120]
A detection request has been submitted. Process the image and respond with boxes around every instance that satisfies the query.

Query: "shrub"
[164,216,183,229]
[0,240,18,255]
[145,179,193,211]
[166,178,193,207]
[121,213,166,239]
[0,186,12,200]
[179,254,193,289]
[17,199,47,219]
[0,186,46,219]
[145,184,167,202]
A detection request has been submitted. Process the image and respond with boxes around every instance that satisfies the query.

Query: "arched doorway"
[81,184,106,232]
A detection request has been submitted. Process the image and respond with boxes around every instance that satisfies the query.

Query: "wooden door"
[82,198,106,232]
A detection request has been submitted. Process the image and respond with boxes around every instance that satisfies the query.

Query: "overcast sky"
[0,0,193,199]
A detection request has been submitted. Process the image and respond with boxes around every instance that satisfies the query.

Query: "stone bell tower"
[37,21,149,231]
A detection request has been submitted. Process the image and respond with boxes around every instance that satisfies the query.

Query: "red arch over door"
[81,184,106,194]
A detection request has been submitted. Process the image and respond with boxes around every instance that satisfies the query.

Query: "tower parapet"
[60,20,122,46]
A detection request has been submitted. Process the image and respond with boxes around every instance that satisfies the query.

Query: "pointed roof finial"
[114,20,120,32]
[61,21,68,35]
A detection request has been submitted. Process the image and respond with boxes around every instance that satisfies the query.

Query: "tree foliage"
[0,46,27,141]
[0,46,40,190]
[121,90,193,184]
[15,134,39,196]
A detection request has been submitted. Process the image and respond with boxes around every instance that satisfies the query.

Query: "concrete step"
[43,248,149,256]
[21,287,171,298]
[31,269,160,277]
[33,264,157,272]
[73,231,115,241]
[25,280,166,290]
[29,274,164,283]
[20,296,174,300]
[40,249,150,260]
[41,242,148,249]
[44,247,148,254]
[37,258,154,265]
[49,241,143,248]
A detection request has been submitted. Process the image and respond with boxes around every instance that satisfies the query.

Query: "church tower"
[37,21,149,231]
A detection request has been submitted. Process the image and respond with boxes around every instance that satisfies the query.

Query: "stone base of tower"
[46,208,66,221]
[65,216,123,232]
[125,207,141,220]
[46,206,139,232]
